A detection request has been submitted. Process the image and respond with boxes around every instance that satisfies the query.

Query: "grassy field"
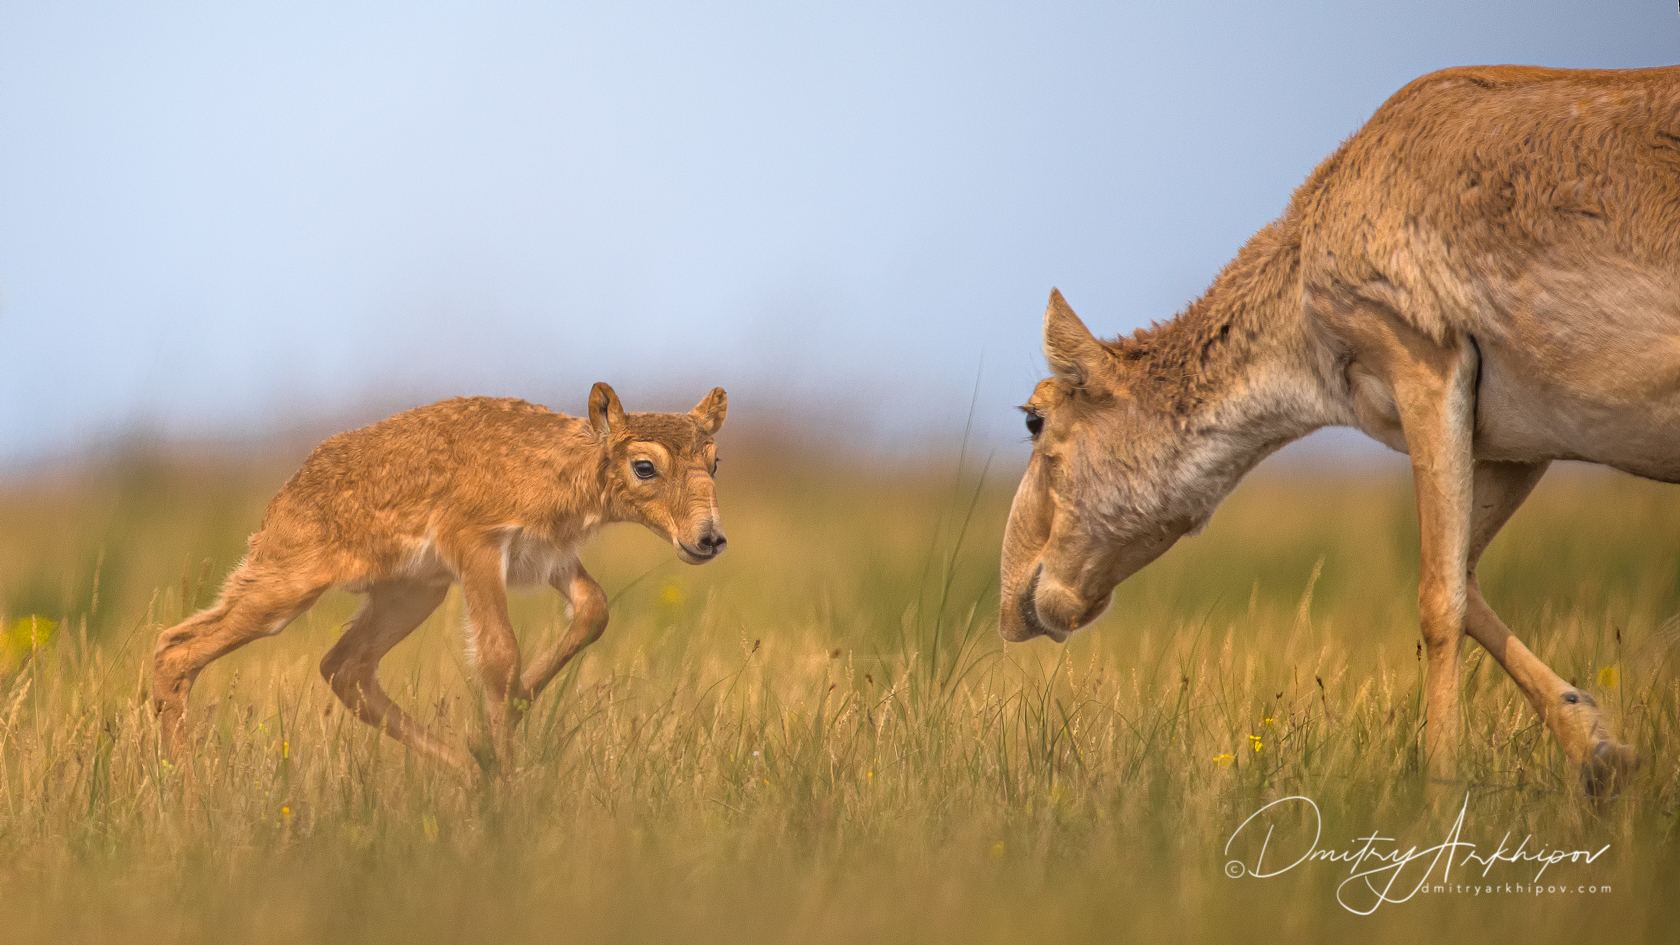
[0,437,1676,942]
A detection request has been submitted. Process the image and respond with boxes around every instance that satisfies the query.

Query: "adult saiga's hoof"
[1581,740,1639,799]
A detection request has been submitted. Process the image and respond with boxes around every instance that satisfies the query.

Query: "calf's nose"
[697,529,728,555]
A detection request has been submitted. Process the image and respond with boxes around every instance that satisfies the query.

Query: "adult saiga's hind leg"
[152,563,329,759]
[1462,460,1638,796]
[319,579,471,772]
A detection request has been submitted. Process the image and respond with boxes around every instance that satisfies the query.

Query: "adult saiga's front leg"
[1345,309,1478,782]
[1463,460,1638,796]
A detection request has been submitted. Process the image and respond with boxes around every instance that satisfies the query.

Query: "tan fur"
[153,384,728,773]
[1001,65,1680,796]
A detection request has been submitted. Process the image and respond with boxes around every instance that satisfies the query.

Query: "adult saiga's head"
[590,382,729,564]
[999,290,1201,642]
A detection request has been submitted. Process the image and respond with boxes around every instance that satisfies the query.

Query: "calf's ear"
[1043,289,1117,391]
[589,382,626,438]
[690,387,727,435]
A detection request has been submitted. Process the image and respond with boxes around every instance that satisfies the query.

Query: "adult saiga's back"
[1300,65,1680,480]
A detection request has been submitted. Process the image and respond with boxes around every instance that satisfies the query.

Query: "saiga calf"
[152,383,727,771]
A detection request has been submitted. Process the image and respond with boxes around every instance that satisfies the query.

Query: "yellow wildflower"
[1,616,56,674]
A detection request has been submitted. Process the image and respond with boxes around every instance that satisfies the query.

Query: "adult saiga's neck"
[1120,221,1341,497]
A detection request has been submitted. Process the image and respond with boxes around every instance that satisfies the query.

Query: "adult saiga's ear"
[1043,288,1117,392]
[588,382,626,438]
[690,387,727,435]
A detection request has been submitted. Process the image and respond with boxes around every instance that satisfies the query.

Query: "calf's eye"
[632,460,658,480]
[1023,409,1044,438]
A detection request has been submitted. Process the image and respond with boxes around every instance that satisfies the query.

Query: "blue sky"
[1,1,1675,465]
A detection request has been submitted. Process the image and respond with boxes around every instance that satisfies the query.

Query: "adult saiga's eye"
[632,459,658,480]
[1022,408,1044,439]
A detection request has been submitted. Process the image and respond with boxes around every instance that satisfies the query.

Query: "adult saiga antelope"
[153,384,728,772]
[1000,65,1679,794]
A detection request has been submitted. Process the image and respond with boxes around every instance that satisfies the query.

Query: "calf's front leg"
[455,545,530,767]
[521,564,610,701]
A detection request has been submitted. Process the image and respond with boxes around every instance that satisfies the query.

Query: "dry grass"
[0,441,1676,942]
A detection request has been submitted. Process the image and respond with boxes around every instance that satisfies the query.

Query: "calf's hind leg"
[152,564,328,759]
[320,579,470,771]
[1462,460,1638,796]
